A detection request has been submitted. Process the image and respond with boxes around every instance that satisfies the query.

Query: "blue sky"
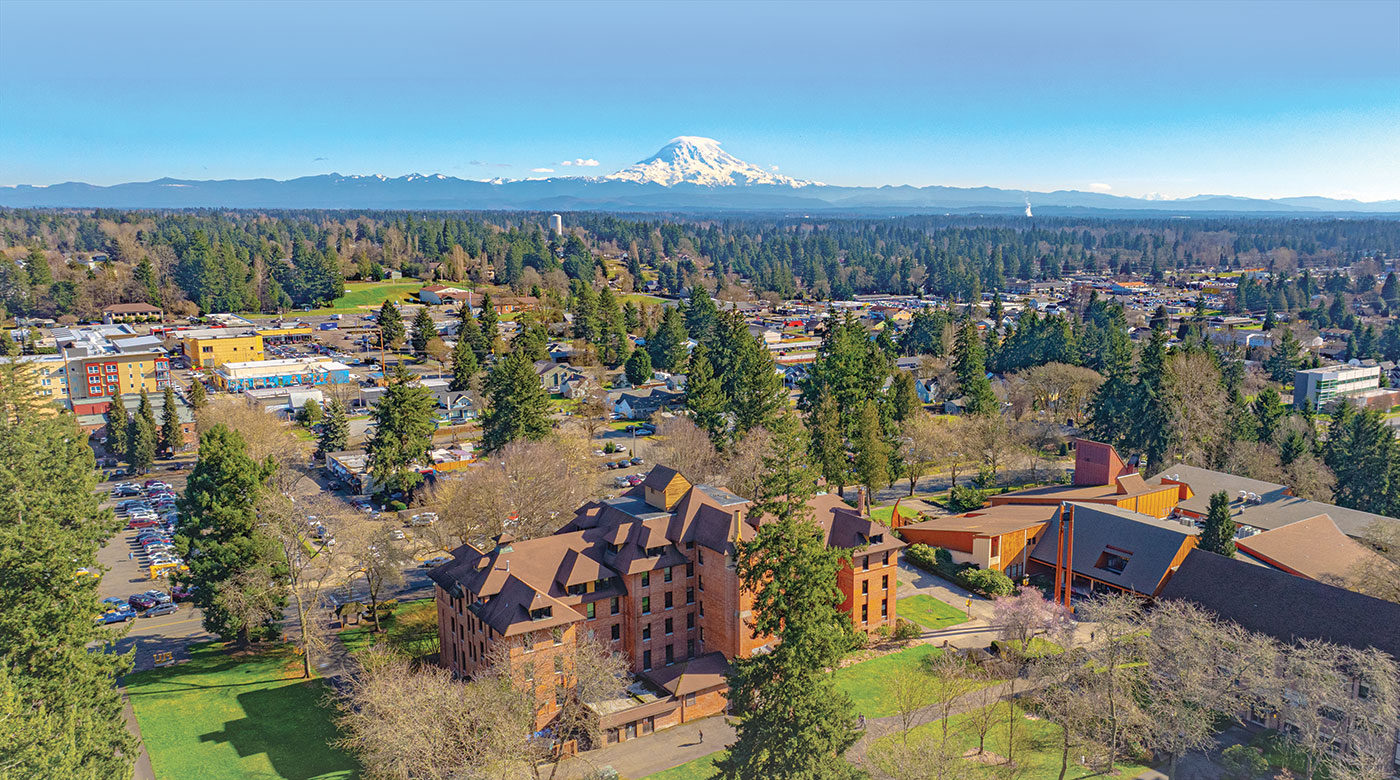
[1,0,1397,200]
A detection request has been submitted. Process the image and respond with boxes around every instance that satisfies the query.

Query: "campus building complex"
[428,465,903,743]
[1292,364,1381,408]
[175,327,265,368]
[52,325,171,414]
[212,357,352,391]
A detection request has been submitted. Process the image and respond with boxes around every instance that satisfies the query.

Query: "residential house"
[418,285,473,306]
[610,388,683,420]
[102,302,164,323]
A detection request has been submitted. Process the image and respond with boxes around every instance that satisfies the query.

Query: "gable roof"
[1150,463,1289,515]
[1028,503,1197,595]
[1159,549,1400,659]
[1235,514,1394,583]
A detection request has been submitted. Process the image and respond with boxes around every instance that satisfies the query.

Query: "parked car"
[630,456,644,465]
[97,608,136,624]
[422,556,451,568]
[126,519,159,530]
[143,602,178,617]
[128,594,158,610]
[144,589,172,604]
[406,512,437,527]
[101,596,128,608]
[613,475,632,488]
[626,475,644,487]
[171,584,196,602]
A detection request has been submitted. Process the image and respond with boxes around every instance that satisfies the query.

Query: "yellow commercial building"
[178,328,265,369]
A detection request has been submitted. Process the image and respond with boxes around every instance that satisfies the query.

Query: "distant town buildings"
[1293,364,1382,408]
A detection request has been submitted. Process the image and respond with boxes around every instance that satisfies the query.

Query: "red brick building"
[428,465,903,744]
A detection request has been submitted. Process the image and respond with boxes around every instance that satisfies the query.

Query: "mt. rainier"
[604,136,813,188]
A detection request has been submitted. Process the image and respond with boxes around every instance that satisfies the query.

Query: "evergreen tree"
[175,424,281,645]
[0,331,15,357]
[729,328,783,436]
[1324,404,1397,516]
[853,398,891,496]
[1198,491,1237,557]
[135,255,161,305]
[809,389,849,496]
[0,366,136,779]
[480,347,552,453]
[570,282,599,344]
[477,292,499,354]
[187,378,207,411]
[317,398,350,458]
[890,369,921,421]
[685,284,719,344]
[648,305,690,373]
[409,307,435,353]
[716,411,862,780]
[684,343,726,445]
[378,300,406,350]
[448,334,479,392]
[1252,386,1283,444]
[457,303,488,362]
[624,346,653,386]
[1131,326,1172,470]
[596,287,630,366]
[25,244,52,289]
[128,389,158,473]
[366,368,438,495]
[954,319,997,415]
[107,395,130,459]
[160,384,183,454]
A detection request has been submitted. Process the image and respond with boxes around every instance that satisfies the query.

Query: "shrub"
[947,485,986,513]
[934,547,954,567]
[847,630,870,651]
[892,619,922,642]
[1222,745,1269,780]
[963,568,1015,596]
[388,500,407,511]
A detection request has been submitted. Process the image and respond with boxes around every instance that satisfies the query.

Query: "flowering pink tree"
[991,589,1075,653]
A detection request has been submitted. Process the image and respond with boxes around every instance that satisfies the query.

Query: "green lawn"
[881,702,1150,780]
[314,281,424,313]
[125,642,357,780]
[898,594,972,630]
[833,644,945,717]
[641,752,721,780]
[339,597,439,658]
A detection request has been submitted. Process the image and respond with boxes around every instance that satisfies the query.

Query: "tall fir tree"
[0,366,136,779]
[480,346,552,453]
[128,389,158,473]
[317,398,350,458]
[716,411,862,780]
[1266,328,1302,384]
[648,305,690,373]
[175,424,281,645]
[378,299,406,350]
[366,367,438,495]
[1198,491,1237,557]
[160,383,183,454]
[1252,386,1284,444]
[684,343,726,445]
[107,395,130,459]
[953,318,997,415]
[889,369,921,421]
[624,347,653,387]
[409,306,435,354]
[448,334,479,392]
[853,398,891,496]
[477,291,500,353]
[1131,326,1172,470]
[729,326,783,436]
[1324,404,1397,516]
[809,389,850,496]
[187,377,207,410]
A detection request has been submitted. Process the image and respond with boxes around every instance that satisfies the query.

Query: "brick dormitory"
[427,465,903,745]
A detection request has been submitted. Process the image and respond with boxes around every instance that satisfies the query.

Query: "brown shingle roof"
[1235,514,1394,584]
[902,503,1058,537]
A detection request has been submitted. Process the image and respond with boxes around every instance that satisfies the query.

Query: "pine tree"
[954,319,997,415]
[135,255,161,305]
[890,369,921,421]
[684,343,726,445]
[0,331,15,357]
[175,424,281,645]
[410,307,435,354]
[1324,404,1397,515]
[684,284,719,344]
[187,378,207,410]
[853,398,891,496]
[480,347,552,453]
[596,287,629,366]
[1266,328,1301,384]
[366,367,438,495]
[107,396,130,459]
[448,334,479,392]
[624,347,653,387]
[160,384,183,454]
[378,300,406,350]
[457,303,488,362]
[317,398,349,458]
[809,389,849,496]
[648,305,689,373]
[1198,491,1236,557]
[477,292,499,354]
[128,389,158,473]
[729,329,783,436]
[0,365,136,779]
[1132,326,1172,470]
[716,411,862,780]
[1252,386,1283,444]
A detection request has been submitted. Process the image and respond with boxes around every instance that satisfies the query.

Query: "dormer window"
[530,606,552,621]
[567,583,587,596]
[1095,551,1130,575]
[870,534,883,545]
[646,545,666,558]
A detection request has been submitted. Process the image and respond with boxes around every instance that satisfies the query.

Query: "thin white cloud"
[1089,182,1112,192]
[531,167,555,174]
[559,158,600,167]
[770,165,780,172]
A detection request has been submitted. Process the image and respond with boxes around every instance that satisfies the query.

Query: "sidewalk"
[555,714,734,779]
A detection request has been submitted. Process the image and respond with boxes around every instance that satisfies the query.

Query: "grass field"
[339,597,439,658]
[314,281,423,313]
[834,644,945,718]
[125,642,357,780]
[881,702,1150,780]
[641,752,720,780]
[898,594,972,630]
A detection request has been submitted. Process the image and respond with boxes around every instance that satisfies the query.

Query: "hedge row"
[903,543,1015,598]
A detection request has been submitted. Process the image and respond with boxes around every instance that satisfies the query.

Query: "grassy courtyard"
[641,752,720,780]
[315,280,423,313]
[339,597,439,658]
[833,643,945,717]
[898,594,972,630]
[124,642,357,780]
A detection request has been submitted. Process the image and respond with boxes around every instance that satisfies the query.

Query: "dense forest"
[1,208,1397,321]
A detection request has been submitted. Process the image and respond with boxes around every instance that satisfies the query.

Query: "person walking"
[698,729,704,744]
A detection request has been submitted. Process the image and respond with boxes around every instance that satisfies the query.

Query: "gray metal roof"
[1029,502,1198,595]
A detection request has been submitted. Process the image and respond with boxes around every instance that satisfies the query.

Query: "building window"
[552,628,564,646]
[664,566,673,583]
[611,596,620,615]
[686,562,694,577]
[643,650,651,671]
[664,617,673,635]
[611,624,621,641]
[697,575,703,592]
[665,645,674,666]
[586,602,596,619]
[881,600,888,618]
[861,604,868,623]
[698,602,704,618]
[882,575,888,591]
[862,556,869,571]
[641,596,651,614]
[685,692,696,706]
[664,592,673,609]
[686,587,694,604]
[641,572,650,588]
[642,624,651,641]
[883,551,889,566]
[697,548,704,564]
[687,638,695,658]
[862,580,869,595]
[687,612,695,630]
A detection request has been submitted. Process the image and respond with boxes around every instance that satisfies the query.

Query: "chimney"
[856,487,869,517]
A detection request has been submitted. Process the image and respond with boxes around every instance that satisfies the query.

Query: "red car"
[126,519,159,530]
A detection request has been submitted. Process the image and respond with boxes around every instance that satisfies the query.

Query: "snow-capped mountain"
[604,136,813,188]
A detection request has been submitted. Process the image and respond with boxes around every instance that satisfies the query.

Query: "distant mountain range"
[4,137,1398,216]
